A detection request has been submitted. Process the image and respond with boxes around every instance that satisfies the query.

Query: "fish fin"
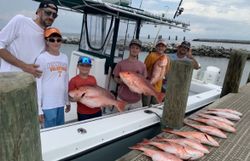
[162,128,174,134]
[141,139,150,144]
[153,136,163,140]
[152,137,164,142]
[155,92,165,103]
[115,100,127,112]
[129,145,142,151]
[183,119,191,125]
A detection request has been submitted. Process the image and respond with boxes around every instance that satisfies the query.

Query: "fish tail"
[155,92,165,103]
[115,100,127,112]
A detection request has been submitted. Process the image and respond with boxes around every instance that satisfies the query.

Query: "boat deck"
[117,84,250,161]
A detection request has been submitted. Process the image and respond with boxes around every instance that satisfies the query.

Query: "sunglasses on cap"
[78,56,92,65]
[43,9,58,18]
[47,37,62,43]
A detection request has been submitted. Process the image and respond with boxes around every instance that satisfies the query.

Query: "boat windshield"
[79,13,137,60]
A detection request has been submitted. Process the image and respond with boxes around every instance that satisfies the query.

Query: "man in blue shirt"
[169,41,200,69]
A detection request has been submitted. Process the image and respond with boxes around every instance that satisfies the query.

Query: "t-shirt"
[0,15,45,72]
[113,58,147,103]
[168,53,191,61]
[35,51,69,115]
[144,52,170,92]
[69,75,101,114]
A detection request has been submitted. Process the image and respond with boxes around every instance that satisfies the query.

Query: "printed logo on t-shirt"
[47,62,67,77]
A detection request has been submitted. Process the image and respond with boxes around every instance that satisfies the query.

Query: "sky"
[0,0,250,41]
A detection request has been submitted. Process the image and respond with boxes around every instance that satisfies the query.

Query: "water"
[61,42,250,87]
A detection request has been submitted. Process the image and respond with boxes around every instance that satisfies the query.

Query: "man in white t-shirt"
[0,0,58,77]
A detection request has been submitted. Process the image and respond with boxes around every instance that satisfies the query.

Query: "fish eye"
[81,93,86,98]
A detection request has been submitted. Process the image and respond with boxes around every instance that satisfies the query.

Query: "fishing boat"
[33,0,222,160]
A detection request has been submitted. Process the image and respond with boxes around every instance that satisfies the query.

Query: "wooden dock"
[117,84,250,161]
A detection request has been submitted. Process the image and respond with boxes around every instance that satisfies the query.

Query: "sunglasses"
[43,10,58,19]
[78,56,92,65]
[47,38,62,43]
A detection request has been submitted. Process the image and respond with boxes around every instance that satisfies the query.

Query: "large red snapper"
[197,113,235,126]
[203,110,240,121]
[189,116,236,133]
[130,145,182,161]
[184,120,227,139]
[208,108,242,117]
[119,71,165,103]
[150,55,169,85]
[69,85,126,112]
[140,139,204,160]
[163,129,219,147]
[154,137,209,154]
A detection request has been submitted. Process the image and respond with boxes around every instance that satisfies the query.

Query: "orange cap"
[44,27,61,38]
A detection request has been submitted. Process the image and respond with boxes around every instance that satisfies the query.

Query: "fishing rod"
[173,0,184,19]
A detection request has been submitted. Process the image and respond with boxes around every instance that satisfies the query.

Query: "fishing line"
[144,109,161,120]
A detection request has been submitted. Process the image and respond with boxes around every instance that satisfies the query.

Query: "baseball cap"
[129,39,142,48]
[78,56,92,66]
[38,0,58,12]
[180,41,191,49]
[156,39,167,46]
[44,27,62,38]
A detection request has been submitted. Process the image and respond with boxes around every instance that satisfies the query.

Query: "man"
[169,41,200,69]
[0,0,58,78]
[113,39,147,110]
[143,39,170,105]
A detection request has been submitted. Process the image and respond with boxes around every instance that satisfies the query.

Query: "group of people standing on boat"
[113,38,200,110]
[0,0,199,129]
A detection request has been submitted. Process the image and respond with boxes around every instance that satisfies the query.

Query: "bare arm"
[186,48,200,70]
[0,48,42,77]
[114,76,123,84]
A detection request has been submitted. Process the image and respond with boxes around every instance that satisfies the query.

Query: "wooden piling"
[0,72,42,161]
[221,50,247,97]
[161,61,193,129]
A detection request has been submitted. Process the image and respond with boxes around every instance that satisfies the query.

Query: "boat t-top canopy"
[34,0,190,31]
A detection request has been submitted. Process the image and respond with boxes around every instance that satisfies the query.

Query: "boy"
[69,56,102,121]
[113,39,147,110]
[36,27,70,128]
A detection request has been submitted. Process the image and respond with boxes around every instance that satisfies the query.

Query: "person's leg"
[43,108,57,128]
[142,94,150,107]
[128,100,142,110]
[56,106,65,126]
[150,96,158,105]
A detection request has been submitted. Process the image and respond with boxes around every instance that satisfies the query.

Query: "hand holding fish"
[65,104,71,113]
[114,76,124,85]
[69,85,126,112]
[39,114,44,124]
[150,55,169,85]
[119,71,165,103]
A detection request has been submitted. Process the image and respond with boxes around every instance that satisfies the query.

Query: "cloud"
[183,0,250,23]
[1,0,249,40]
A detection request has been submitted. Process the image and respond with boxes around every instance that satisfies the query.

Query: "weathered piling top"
[117,84,250,161]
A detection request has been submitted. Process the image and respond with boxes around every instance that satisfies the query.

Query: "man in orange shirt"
[143,39,170,105]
